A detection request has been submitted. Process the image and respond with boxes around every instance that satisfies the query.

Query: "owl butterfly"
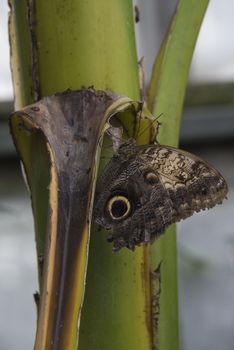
[93,128,228,252]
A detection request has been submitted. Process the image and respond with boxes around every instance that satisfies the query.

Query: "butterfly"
[93,138,228,251]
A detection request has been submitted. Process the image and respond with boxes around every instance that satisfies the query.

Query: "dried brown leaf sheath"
[10,89,120,349]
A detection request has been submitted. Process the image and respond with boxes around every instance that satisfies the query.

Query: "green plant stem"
[147,1,209,349]
[9,0,155,349]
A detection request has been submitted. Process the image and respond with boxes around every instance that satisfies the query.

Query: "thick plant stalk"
[147,1,209,349]
[10,91,149,349]
[9,1,153,349]
[8,0,209,349]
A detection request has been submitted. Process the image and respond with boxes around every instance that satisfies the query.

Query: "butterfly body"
[94,139,228,251]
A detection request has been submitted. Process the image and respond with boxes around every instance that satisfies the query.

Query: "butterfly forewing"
[138,144,228,220]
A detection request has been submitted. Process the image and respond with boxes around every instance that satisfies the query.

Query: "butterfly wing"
[94,141,228,251]
[94,156,174,251]
[138,144,228,222]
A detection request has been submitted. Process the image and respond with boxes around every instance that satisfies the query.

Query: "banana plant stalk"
[10,91,151,349]
[147,1,209,348]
